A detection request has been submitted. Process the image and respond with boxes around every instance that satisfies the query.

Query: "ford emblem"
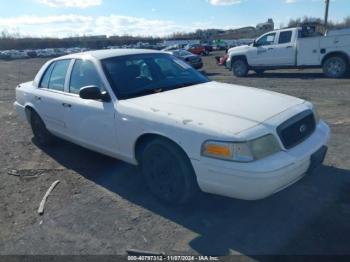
[299,124,307,133]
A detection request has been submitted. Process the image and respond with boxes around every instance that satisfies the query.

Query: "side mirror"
[253,40,258,47]
[79,85,110,102]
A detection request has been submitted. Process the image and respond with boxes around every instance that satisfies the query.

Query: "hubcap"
[327,59,344,76]
[145,147,182,201]
[234,61,246,75]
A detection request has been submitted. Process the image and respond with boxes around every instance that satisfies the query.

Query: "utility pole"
[324,0,330,30]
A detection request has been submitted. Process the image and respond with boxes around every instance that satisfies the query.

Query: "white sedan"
[14,49,330,205]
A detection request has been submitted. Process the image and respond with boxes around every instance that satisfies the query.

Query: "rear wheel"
[232,59,249,77]
[323,56,348,78]
[140,138,199,205]
[30,110,55,146]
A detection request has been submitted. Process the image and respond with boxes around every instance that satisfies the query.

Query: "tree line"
[1,16,349,51]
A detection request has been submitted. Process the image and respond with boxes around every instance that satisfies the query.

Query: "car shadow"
[35,138,350,256]
[247,71,326,80]
[201,70,221,77]
[246,71,344,80]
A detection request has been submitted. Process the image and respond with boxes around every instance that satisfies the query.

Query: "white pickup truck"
[227,27,350,78]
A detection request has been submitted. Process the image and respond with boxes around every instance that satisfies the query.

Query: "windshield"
[102,53,209,99]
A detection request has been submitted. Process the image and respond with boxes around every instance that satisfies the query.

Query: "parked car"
[185,44,208,56]
[226,27,350,78]
[166,49,203,69]
[202,44,213,53]
[4,50,28,59]
[213,44,228,51]
[162,44,184,51]
[26,50,38,58]
[37,49,55,58]
[15,49,330,205]
[0,51,10,60]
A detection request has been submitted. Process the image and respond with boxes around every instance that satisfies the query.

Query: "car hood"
[123,81,304,135]
[228,45,250,54]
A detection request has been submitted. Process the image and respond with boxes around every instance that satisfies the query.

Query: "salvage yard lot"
[0,51,350,256]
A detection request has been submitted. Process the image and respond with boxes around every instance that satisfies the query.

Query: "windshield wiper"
[123,82,202,99]
[124,88,163,99]
[162,81,202,91]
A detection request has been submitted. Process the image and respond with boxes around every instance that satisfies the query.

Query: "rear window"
[40,63,55,89]
[48,60,70,92]
[279,31,293,44]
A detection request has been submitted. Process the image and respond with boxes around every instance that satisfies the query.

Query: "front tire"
[323,56,348,78]
[232,59,249,77]
[140,138,199,205]
[30,111,55,146]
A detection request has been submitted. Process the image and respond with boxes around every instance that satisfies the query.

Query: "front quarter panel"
[114,101,226,165]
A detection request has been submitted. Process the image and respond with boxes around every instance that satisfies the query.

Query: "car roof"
[59,49,165,61]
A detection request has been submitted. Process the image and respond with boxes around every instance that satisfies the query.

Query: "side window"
[278,31,293,44]
[40,63,55,89]
[256,33,276,46]
[69,60,103,94]
[48,60,70,92]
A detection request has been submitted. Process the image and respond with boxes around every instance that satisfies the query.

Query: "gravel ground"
[0,52,350,257]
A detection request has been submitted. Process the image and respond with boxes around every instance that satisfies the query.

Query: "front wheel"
[323,56,348,78]
[140,138,199,205]
[232,59,249,77]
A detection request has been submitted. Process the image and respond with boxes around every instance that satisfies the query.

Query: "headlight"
[248,134,281,160]
[201,135,281,162]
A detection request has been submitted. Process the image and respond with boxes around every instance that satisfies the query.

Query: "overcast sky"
[0,0,349,38]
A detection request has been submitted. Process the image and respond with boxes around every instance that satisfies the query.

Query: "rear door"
[273,30,296,65]
[32,59,72,135]
[62,59,117,154]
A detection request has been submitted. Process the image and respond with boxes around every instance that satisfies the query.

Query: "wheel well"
[322,52,349,66]
[134,134,186,164]
[24,106,35,123]
[230,55,248,68]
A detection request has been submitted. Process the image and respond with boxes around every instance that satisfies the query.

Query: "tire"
[140,138,199,205]
[323,56,348,78]
[232,59,249,77]
[254,69,265,75]
[30,110,55,146]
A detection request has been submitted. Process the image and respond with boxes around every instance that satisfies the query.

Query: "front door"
[62,59,117,155]
[248,32,279,66]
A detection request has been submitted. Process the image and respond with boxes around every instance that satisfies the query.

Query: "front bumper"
[14,101,27,122]
[191,121,330,200]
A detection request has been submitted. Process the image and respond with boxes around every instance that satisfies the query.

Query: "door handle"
[286,46,293,48]
[62,103,72,108]
[34,96,41,101]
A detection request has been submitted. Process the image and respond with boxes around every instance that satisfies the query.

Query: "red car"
[185,44,208,56]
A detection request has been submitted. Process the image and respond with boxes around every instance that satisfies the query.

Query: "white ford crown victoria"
[14,49,330,204]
